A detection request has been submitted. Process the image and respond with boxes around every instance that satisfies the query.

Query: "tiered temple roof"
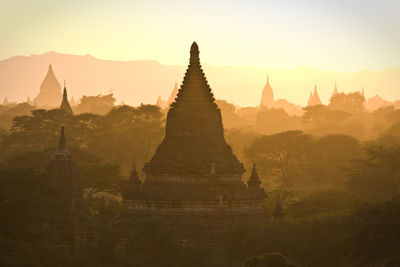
[143,42,244,179]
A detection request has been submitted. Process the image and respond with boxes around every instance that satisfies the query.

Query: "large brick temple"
[123,42,267,240]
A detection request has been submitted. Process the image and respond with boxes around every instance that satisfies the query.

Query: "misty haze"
[1,1,400,267]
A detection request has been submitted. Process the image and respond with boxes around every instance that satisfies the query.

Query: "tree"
[305,134,364,187]
[256,108,300,135]
[75,94,116,115]
[347,144,400,201]
[329,92,366,114]
[346,196,400,266]
[245,130,313,188]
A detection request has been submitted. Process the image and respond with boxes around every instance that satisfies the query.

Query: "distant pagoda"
[60,81,74,114]
[34,64,62,107]
[123,42,267,240]
[331,81,339,98]
[259,75,275,107]
[307,84,323,106]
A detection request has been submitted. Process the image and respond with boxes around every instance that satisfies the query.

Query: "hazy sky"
[1,0,399,71]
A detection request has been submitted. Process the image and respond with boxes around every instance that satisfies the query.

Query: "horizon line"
[2,50,398,73]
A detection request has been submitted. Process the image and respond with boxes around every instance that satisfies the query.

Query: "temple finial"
[63,81,67,97]
[60,81,73,114]
[58,126,67,150]
[190,42,200,64]
[267,75,269,84]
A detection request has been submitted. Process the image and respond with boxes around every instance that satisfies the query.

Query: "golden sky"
[1,0,399,72]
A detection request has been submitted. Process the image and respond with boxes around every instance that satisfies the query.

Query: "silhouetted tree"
[346,196,400,266]
[329,92,366,113]
[245,130,313,188]
[75,94,116,115]
[347,144,400,201]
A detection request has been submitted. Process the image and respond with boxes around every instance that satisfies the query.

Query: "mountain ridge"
[0,51,399,107]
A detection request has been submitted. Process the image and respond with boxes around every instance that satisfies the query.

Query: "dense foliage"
[0,93,400,266]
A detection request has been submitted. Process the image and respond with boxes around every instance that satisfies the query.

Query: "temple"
[45,126,85,253]
[307,84,323,106]
[123,42,267,241]
[60,81,74,114]
[34,64,62,107]
[259,75,275,107]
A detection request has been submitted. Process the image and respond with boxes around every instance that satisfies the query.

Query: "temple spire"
[60,81,73,114]
[259,75,274,107]
[52,125,71,159]
[190,42,200,65]
[331,81,339,99]
[247,163,261,188]
[308,84,322,106]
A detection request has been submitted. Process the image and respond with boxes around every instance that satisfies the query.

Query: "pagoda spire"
[331,81,339,99]
[144,42,244,178]
[170,41,216,107]
[247,163,261,188]
[190,42,200,65]
[308,84,322,106]
[259,75,274,107]
[60,81,73,114]
[52,125,71,160]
